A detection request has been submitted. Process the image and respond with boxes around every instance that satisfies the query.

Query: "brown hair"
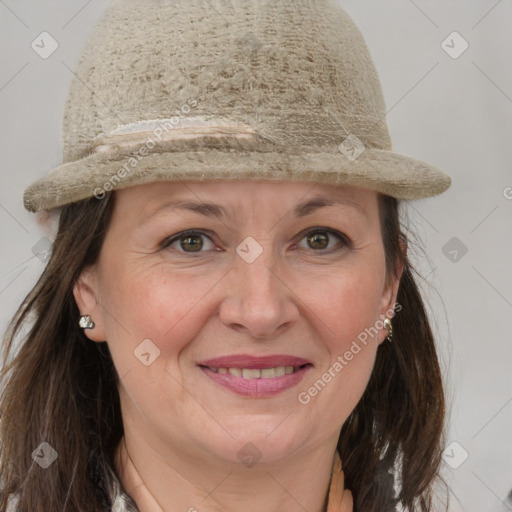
[338,194,449,511]
[0,190,448,511]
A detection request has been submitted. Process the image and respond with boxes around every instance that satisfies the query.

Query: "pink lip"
[199,365,312,397]
[197,354,312,369]
[196,354,313,398]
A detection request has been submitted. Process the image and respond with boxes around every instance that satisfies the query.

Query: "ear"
[377,238,406,345]
[73,265,107,343]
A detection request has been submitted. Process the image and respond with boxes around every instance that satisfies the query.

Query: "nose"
[218,240,300,340]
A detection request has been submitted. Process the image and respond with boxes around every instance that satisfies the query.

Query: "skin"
[74,180,403,512]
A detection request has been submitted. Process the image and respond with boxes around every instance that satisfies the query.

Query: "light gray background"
[1,1,511,510]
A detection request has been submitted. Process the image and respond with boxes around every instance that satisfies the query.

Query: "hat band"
[91,117,257,154]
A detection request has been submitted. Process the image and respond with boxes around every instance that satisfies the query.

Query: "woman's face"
[74,180,401,465]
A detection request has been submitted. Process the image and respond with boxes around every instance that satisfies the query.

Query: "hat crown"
[23,0,451,213]
[62,0,391,163]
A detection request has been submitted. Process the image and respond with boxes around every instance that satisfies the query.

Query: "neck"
[113,429,346,512]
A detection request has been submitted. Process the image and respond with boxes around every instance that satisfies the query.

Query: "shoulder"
[2,454,139,511]
[3,487,139,512]
[99,454,140,512]
[6,492,19,512]
[111,492,140,512]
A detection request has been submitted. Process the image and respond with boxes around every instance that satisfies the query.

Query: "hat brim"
[23,148,451,212]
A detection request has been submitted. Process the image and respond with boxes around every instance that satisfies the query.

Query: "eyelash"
[159,228,352,255]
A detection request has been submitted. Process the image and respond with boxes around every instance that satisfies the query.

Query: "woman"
[0,1,451,511]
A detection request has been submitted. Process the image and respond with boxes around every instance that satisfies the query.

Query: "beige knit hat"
[23,0,451,213]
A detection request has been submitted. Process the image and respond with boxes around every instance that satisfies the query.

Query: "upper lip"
[197,354,312,369]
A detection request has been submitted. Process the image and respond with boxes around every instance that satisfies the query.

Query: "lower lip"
[199,365,312,397]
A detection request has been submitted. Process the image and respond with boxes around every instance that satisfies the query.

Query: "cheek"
[101,264,216,367]
[294,261,385,414]
[299,263,385,350]
[99,268,210,417]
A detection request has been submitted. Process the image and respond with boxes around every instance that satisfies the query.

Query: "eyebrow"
[138,194,366,226]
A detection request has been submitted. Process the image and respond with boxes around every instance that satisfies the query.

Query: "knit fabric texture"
[23,0,451,212]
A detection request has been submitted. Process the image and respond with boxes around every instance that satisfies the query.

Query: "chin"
[200,424,307,466]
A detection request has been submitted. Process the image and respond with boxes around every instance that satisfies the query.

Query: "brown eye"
[297,228,350,252]
[161,230,215,253]
[306,232,329,250]
[179,234,204,252]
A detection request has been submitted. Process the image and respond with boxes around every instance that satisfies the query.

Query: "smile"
[197,355,313,397]
[204,365,305,379]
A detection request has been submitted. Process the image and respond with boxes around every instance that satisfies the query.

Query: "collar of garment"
[5,450,353,512]
[104,450,353,512]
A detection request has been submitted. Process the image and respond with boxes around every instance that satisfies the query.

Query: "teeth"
[228,367,242,377]
[276,366,286,376]
[242,368,261,379]
[260,368,276,378]
[208,365,302,379]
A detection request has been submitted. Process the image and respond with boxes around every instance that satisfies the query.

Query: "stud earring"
[79,315,95,330]
[384,317,393,342]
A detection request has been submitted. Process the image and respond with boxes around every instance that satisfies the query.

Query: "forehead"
[114,180,379,220]
[111,182,382,235]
